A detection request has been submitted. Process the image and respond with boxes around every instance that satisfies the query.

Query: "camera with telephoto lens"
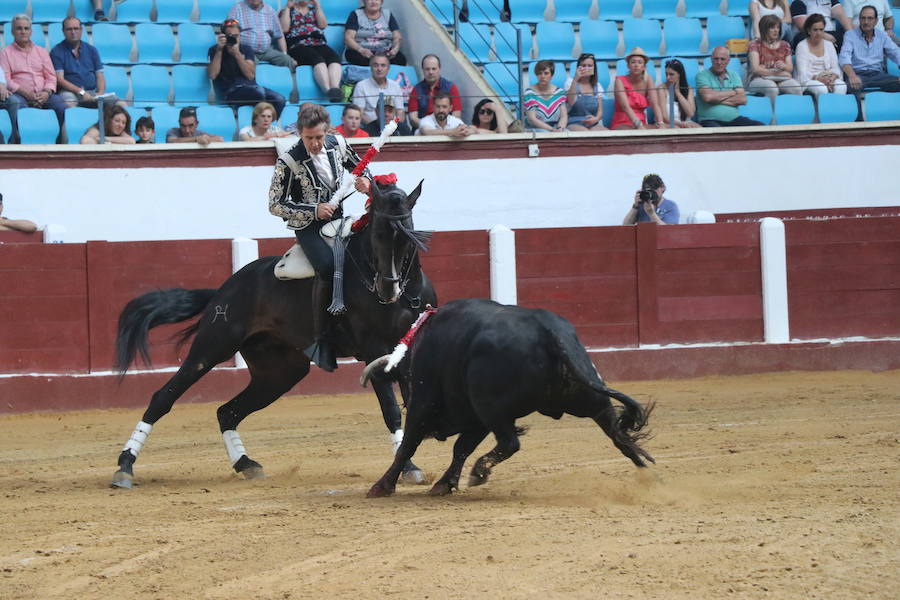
[225,34,238,46]
[639,185,658,203]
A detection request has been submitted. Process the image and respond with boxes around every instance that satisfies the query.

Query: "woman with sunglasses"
[794,14,846,97]
[655,59,701,128]
[470,99,508,134]
[565,53,606,131]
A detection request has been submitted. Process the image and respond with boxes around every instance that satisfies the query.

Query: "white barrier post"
[489,225,517,305]
[759,217,789,343]
[231,237,259,368]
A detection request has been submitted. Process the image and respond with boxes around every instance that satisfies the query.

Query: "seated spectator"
[524,60,568,132]
[92,0,108,22]
[790,0,853,48]
[279,0,343,102]
[408,54,461,130]
[795,14,847,96]
[750,0,793,42]
[363,96,412,136]
[470,98,508,134]
[0,14,66,144]
[840,6,900,93]
[229,0,295,68]
[344,0,406,66]
[239,101,291,140]
[655,59,702,128]
[748,14,802,102]
[415,91,474,137]
[0,67,8,142]
[51,17,107,108]
[696,46,764,126]
[134,116,155,143]
[335,103,370,138]
[612,47,657,130]
[209,18,286,117]
[622,174,680,225]
[566,53,606,131]
[80,104,135,144]
[351,54,405,126]
[843,0,897,42]
[166,107,225,145]
[0,193,37,232]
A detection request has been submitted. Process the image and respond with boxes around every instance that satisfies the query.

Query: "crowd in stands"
[1,0,898,145]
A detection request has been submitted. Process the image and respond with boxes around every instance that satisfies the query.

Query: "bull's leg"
[592,405,650,468]
[428,426,489,496]
[369,375,426,484]
[367,425,428,498]
[467,422,521,488]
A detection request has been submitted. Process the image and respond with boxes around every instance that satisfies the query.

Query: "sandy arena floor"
[0,370,898,599]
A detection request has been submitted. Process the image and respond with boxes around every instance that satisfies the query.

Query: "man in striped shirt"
[228,0,296,68]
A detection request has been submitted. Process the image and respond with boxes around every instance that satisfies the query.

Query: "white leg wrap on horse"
[222,430,246,466]
[122,421,153,457]
[390,429,404,455]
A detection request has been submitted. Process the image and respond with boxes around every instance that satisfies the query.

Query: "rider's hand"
[355,177,371,195]
[316,203,336,219]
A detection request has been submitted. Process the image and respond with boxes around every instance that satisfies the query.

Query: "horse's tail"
[115,288,217,375]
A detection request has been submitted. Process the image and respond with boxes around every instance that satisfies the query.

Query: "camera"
[639,186,658,203]
[225,34,238,46]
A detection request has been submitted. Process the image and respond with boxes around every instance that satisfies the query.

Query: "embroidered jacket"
[268,134,361,230]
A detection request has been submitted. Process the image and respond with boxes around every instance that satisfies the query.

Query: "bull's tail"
[115,288,216,376]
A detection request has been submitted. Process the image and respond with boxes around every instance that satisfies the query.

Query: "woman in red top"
[747,14,801,102]
[612,47,659,130]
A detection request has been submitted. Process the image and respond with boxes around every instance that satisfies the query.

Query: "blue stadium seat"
[102,65,131,99]
[156,0,195,23]
[641,0,679,20]
[281,103,300,128]
[685,0,725,18]
[31,0,70,24]
[457,22,493,63]
[177,22,216,63]
[388,64,417,83]
[91,23,135,63]
[622,18,663,56]
[594,60,612,90]
[739,95,772,124]
[493,22,532,62]
[172,64,212,105]
[113,0,154,23]
[255,64,296,103]
[534,21,576,60]
[326,0,361,25]
[663,17,702,55]
[601,96,616,127]
[578,19,620,59]
[726,0,750,17]
[64,107,99,144]
[125,105,149,129]
[598,0,637,20]
[131,64,172,105]
[663,56,700,87]
[0,2,27,24]
[555,0,594,22]
[702,55,744,79]
[196,105,237,140]
[426,0,457,26]
[511,0,549,23]
[17,108,61,144]
[197,0,237,25]
[73,0,112,23]
[324,25,345,58]
[135,23,176,63]
[816,93,859,123]
[864,91,900,121]
[774,94,814,125]
[467,1,505,24]
[482,62,523,103]
[888,60,900,77]
[237,104,254,129]
[148,105,179,141]
[3,21,14,46]
[616,57,657,82]
[324,104,343,128]
[705,15,746,51]
[295,65,327,103]
[0,110,12,142]
[46,22,65,50]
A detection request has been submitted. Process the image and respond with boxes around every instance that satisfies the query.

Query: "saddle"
[274,216,356,281]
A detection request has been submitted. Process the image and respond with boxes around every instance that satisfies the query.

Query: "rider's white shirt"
[311,148,335,191]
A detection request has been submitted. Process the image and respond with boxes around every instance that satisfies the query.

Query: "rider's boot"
[304,275,338,372]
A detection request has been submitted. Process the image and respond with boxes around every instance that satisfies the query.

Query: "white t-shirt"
[352,77,405,123]
[415,113,464,135]
[238,123,284,140]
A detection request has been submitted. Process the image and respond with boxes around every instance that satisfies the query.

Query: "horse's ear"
[406,180,424,209]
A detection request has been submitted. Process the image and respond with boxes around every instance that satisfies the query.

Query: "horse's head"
[369,178,430,304]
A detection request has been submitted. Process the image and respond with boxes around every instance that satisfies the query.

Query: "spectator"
[750,0,793,42]
[840,6,900,93]
[0,67,8,142]
[50,17,106,108]
[93,0,108,22]
[565,52,606,131]
[655,59,702,128]
[843,0,896,41]
[80,104,135,144]
[209,18,286,117]
[470,98,508,134]
[351,54,405,126]
[0,193,38,233]
[166,106,225,145]
[239,101,291,140]
[363,96,412,136]
[795,14,848,96]
[279,0,343,102]
[696,46,764,127]
[335,103,369,138]
[790,0,853,47]
[407,54,461,130]
[134,116,155,143]
[748,14,802,102]
[344,0,406,66]
[415,91,474,137]
[622,174,680,225]
[524,60,568,132]
[228,0,296,68]
[0,14,66,144]
[612,47,657,130]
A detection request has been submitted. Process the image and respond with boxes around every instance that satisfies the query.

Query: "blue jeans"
[222,83,286,119]
[4,92,67,143]
[700,116,765,127]
[855,70,900,94]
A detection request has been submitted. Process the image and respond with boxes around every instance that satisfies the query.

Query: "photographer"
[623,174,681,225]
[207,18,286,118]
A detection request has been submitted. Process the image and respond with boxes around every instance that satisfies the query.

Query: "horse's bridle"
[349,208,424,305]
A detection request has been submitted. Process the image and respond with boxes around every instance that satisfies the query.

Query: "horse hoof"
[110,470,133,489]
[366,484,394,498]
[240,465,266,480]
[234,456,266,480]
[400,468,427,485]
[427,481,453,496]
[468,473,489,488]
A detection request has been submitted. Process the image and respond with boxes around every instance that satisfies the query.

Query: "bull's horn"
[360,354,392,387]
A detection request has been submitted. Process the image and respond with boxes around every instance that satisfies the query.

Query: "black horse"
[111,179,436,489]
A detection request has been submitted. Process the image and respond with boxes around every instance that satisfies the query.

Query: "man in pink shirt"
[0,14,66,143]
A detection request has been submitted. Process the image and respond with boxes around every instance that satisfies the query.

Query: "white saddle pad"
[273,216,358,281]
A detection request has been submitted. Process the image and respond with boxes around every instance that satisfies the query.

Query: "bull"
[361,298,655,498]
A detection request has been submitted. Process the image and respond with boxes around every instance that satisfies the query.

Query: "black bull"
[364,298,655,497]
